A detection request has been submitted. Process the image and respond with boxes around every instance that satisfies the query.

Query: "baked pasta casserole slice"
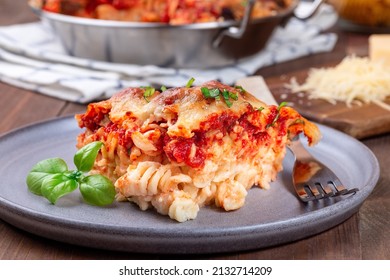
[75,80,321,222]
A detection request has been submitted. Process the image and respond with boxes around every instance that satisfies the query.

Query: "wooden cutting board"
[264,71,390,140]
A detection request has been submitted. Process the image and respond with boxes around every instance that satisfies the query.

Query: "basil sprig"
[222,89,238,108]
[201,87,220,99]
[26,141,116,206]
[201,87,238,108]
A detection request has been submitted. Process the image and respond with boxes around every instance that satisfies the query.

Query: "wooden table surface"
[0,0,389,260]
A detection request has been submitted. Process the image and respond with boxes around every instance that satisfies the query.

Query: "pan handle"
[213,0,325,48]
[213,0,256,48]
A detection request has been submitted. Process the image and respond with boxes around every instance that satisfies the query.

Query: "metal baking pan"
[29,0,324,68]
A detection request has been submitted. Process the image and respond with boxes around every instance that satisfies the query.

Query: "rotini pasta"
[76,80,320,222]
[116,161,192,197]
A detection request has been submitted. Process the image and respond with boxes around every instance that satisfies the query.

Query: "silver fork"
[288,137,359,202]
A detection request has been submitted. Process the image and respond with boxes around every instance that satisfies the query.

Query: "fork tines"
[299,180,359,202]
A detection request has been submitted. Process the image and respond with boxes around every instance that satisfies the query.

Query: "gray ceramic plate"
[0,116,379,254]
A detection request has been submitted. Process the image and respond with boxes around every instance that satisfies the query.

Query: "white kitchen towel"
[0,3,338,103]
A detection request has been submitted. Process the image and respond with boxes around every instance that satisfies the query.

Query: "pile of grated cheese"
[287,55,390,111]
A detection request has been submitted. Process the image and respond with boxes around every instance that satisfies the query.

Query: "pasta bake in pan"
[40,0,294,24]
[75,80,320,222]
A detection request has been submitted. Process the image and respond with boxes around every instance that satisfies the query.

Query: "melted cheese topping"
[287,56,390,111]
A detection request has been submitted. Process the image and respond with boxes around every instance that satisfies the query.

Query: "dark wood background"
[0,0,388,259]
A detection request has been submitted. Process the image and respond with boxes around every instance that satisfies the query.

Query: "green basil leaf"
[201,87,221,100]
[222,89,230,100]
[201,87,211,98]
[209,88,220,98]
[186,77,195,88]
[74,141,103,172]
[41,173,78,204]
[141,86,156,102]
[229,91,238,100]
[278,101,288,110]
[267,103,286,128]
[26,158,68,195]
[79,174,116,206]
[222,90,233,107]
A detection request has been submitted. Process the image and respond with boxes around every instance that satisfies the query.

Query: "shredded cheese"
[287,56,390,111]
